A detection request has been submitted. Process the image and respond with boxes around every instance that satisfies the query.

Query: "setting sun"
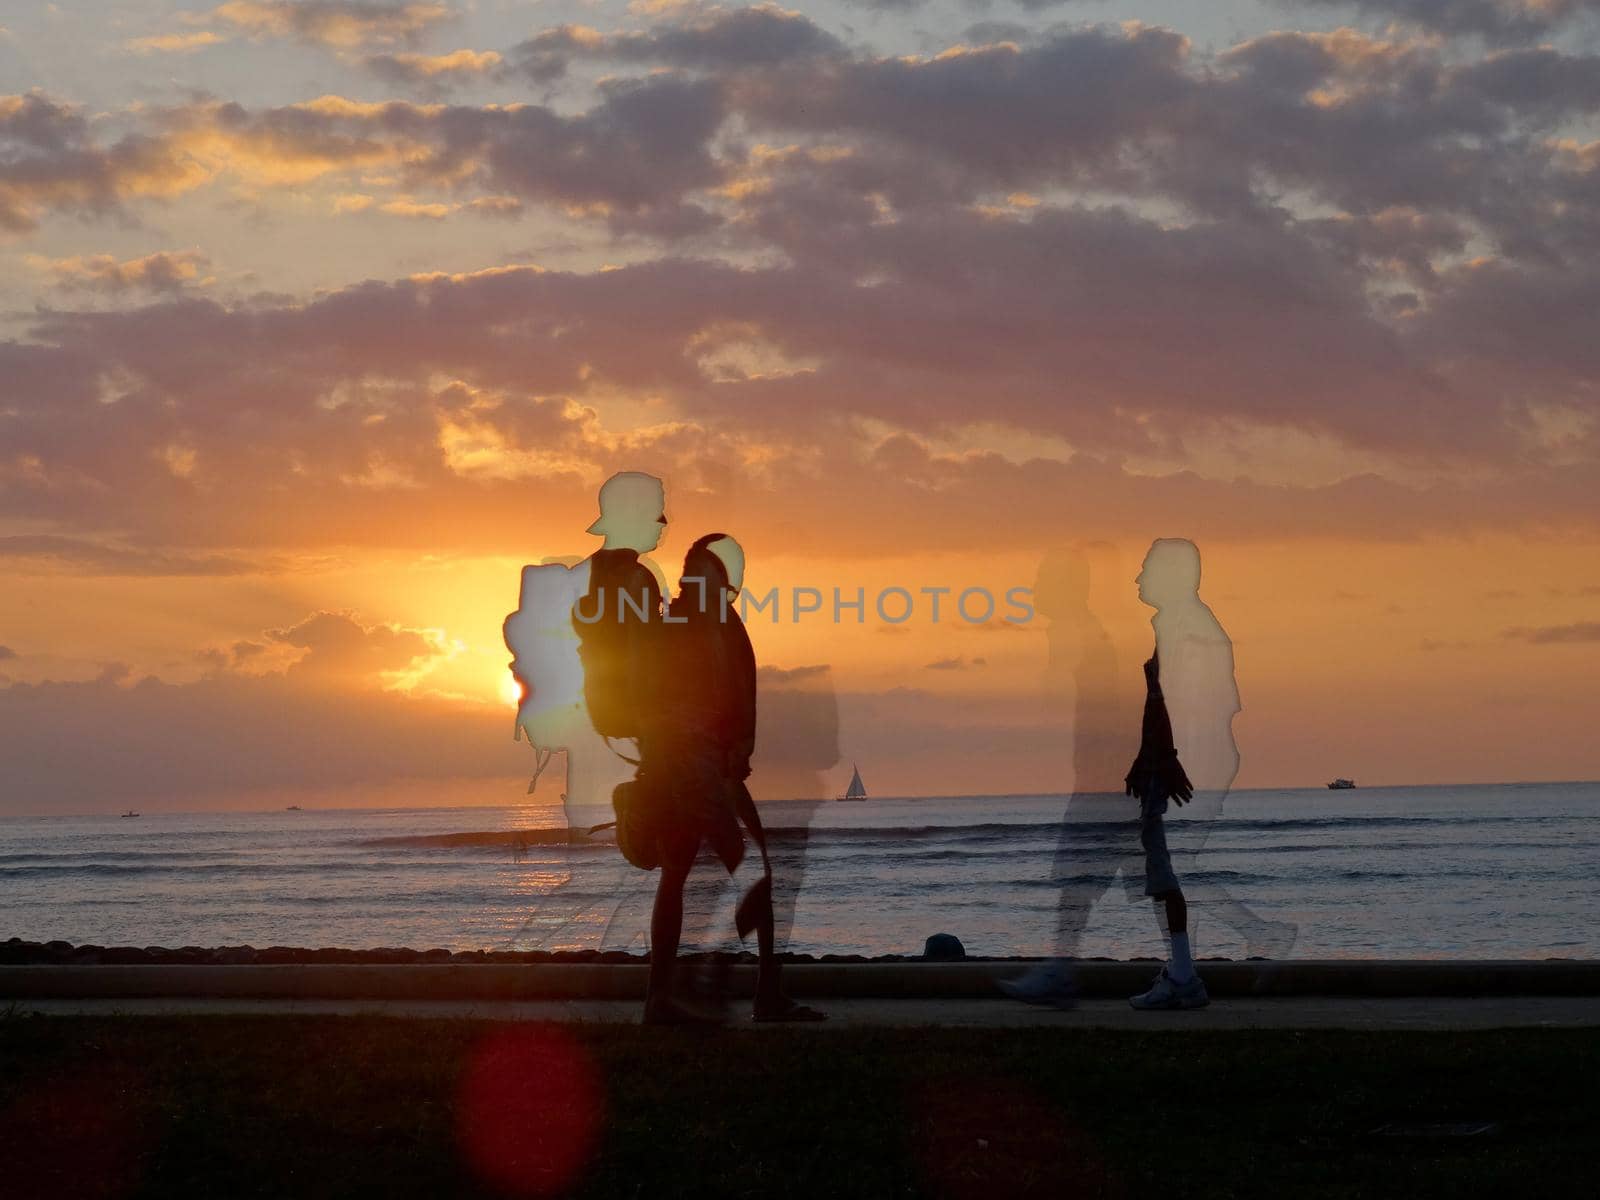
[498,670,523,710]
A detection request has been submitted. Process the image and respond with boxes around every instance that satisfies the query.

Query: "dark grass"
[1,1013,1594,1199]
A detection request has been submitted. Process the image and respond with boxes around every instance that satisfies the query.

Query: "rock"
[0,940,45,964]
[922,933,966,962]
[366,947,418,964]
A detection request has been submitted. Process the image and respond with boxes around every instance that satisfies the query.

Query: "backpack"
[609,775,663,870]
[573,549,662,741]
[503,559,590,752]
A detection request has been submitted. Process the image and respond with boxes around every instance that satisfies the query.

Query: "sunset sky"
[3,0,1599,812]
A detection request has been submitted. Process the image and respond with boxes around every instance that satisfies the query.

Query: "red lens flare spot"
[1,1061,150,1200]
[455,1025,604,1198]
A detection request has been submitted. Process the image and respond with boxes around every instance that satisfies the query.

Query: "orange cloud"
[211,1,454,49]
[126,31,228,54]
[26,249,211,293]
[378,195,451,219]
[365,47,503,92]
[0,93,214,232]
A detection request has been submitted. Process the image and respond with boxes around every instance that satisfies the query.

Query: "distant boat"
[1327,778,1356,790]
[837,764,868,802]
[120,810,140,818]
[286,805,303,811]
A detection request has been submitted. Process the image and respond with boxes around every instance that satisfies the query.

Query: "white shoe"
[998,961,1078,1009]
[1129,966,1209,1010]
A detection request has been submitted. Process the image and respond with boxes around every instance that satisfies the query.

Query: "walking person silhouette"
[1004,538,1293,1010]
[503,471,669,950]
[619,533,824,1024]
[1137,538,1295,965]
[1000,545,1142,1008]
[1127,538,1293,1007]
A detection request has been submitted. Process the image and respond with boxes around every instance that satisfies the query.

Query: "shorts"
[634,734,746,875]
[1137,774,1182,897]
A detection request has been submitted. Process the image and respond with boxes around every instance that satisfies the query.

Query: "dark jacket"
[651,585,756,779]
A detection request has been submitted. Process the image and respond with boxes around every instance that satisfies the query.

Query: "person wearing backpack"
[630,533,825,1025]
[571,472,669,750]
[499,472,669,953]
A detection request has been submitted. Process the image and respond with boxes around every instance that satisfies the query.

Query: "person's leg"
[1154,888,1195,981]
[730,781,823,1020]
[646,853,689,1010]
[763,800,820,962]
[1052,796,1125,958]
[744,873,781,1009]
[1000,799,1114,1007]
[1130,775,1207,1009]
[1172,786,1297,958]
[1138,779,1185,957]
[644,828,704,1022]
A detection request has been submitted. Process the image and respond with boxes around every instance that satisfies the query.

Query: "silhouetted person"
[1124,537,1295,1007]
[1138,538,1294,962]
[636,534,823,1024]
[742,669,839,960]
[1000,545,1143,1007]
[507,471,667,816]
[574,473,667,746]
[1124,632,1206,1008]
[502,471,668,951]
[645,667,839,977]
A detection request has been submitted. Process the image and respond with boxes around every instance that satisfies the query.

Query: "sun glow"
[498,670,523,709]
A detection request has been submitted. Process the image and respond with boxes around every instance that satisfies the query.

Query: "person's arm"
[730,616,757,780]
[1125,654,1194,805]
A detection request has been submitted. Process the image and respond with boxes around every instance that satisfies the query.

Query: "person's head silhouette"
[677,532,743,614]
[587,471,667,553]
[1136,538,1201,610]
[705,535,744,594]
[1033,547,1090,622]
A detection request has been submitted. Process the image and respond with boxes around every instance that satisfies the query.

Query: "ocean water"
[2,783,1596,960]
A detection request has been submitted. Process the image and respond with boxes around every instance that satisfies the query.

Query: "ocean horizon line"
[3,777,1599,820]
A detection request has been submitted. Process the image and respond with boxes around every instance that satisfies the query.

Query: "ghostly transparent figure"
[501,472,668,951]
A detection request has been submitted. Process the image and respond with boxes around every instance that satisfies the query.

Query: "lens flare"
[455,1025,603,1198]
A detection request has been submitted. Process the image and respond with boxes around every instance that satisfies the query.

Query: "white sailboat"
[837,764,867,802]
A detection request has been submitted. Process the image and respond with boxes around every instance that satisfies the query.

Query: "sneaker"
[1129,966,1209,1011]
[998,961,1078,1009]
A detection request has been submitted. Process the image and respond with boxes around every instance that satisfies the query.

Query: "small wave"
[814,847,1064,865]
[356,829,603,849]
[1219,814,1555,831]
[0,850,257,866]
[0,857,590,879]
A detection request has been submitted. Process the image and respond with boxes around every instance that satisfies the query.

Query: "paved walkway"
[12,996,1599,1029]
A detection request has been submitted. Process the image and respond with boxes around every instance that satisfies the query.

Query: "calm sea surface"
[2,783,1596,959]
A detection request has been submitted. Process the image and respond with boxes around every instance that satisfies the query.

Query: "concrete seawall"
[4,961,1598,1001]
